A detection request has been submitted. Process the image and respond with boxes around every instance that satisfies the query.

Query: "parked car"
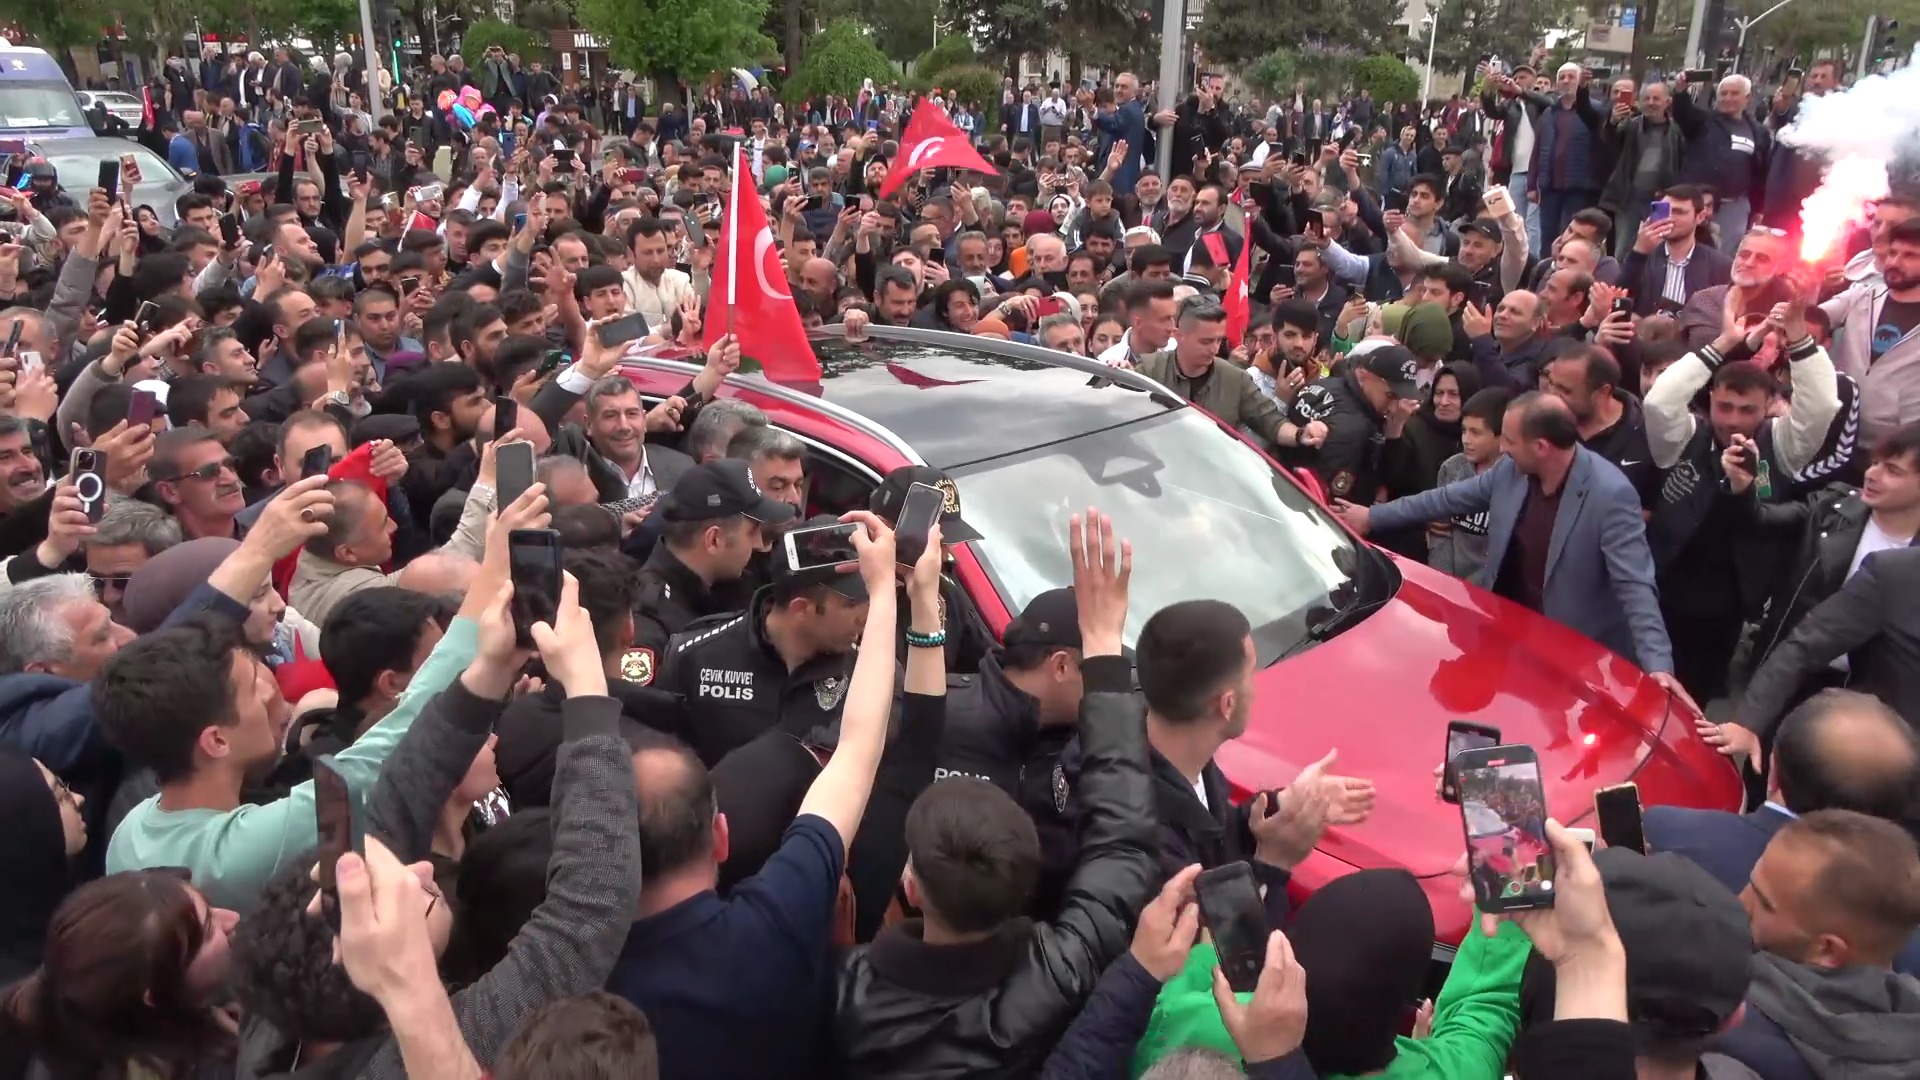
[618,324,1745,950]
[0,42,92,139]
[25,136,271,227]
[77,90,144,129]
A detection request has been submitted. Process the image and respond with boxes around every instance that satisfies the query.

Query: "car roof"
[799,325,1181,470]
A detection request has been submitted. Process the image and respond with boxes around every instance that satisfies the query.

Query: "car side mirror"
[1292,466,1327,505]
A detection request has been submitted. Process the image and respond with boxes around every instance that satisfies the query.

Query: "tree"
[577,0,775,85]
[1420,0,1581,86]
[788,20,895,100]
[0,0,113,80]
[1245,48,1363,99]
[942,0,1046,70]
[867,0,942,62]
[1354,54,1420,104]
[1195,0,1407,69]
[915,31,978,77]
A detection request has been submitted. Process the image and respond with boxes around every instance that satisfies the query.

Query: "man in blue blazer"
[1332,391,1690,704]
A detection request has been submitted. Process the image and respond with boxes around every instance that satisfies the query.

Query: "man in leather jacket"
[832,514,1156,1079]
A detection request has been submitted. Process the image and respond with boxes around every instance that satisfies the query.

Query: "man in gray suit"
[1332,392,1691,707]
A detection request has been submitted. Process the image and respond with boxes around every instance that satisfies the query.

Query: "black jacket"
[632,543,750,657]
[1743,484,1916,669]
[1147,751,1291,929]
[657,594,854,766]
[1288,368,1391,504]
[830,656,1157,1079]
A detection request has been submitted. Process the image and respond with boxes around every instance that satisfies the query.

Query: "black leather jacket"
[830,655,1156,1079]
[1745,483,1916,668]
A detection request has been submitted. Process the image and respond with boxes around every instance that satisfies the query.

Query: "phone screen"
[507,528,563,648]
[97,160,119,197]
[301,445,334,480]
[312,754,361,927]
[595,312,648,349]
[1441,722,1500,802]
[71,449,107,523]
[511,211,528,232]
[1195,863,1268,993]
[893,482,945,567]
[127,388,159,427]
[496,440,535,510]
[491,396,519,444]
[784,522,860,573]
[1593,783,1646,854]
[1456,745,1554,910]
[1384,191,1410,213]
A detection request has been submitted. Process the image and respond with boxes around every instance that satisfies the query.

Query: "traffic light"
[1879,18,1902,65]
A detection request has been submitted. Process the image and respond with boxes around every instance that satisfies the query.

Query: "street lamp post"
[1729,0,1801,74]
[1422,12,1438,102]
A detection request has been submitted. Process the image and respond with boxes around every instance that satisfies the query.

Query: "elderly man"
[1600,81,1682,254]
[1674,73,1771,251]
[1465,288,1552,390]
[1529,63,1605,246]
[288,474,490,626]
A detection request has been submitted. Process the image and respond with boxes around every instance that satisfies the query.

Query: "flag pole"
[725,149,740,340]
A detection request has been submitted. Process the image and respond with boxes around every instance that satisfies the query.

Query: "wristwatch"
[323,390,352,407]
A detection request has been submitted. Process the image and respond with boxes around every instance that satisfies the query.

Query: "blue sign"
[1622,7,1637,27]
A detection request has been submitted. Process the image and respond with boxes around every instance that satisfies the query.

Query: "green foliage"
[942,0,1046,66]
[1195,0,1404,70]
[1421,0,1583,85]
[915,31,978,78]
[458,23,548,63]
[787,20,896,100]
[577,0,776,79]
[933,63,1000,122]
[1245,48,1362,99]
[867,0,941,62]
[1355,54,1420,105]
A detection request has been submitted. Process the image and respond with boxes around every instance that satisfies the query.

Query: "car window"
[954,409,1365,662]
[0,81,84,128]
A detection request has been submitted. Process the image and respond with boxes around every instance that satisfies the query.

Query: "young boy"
[1428,386,1511,578]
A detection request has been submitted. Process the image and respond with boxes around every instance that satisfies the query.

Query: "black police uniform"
[1286,345,1422,505]
[653,594,856,767]
[631,458,798,674]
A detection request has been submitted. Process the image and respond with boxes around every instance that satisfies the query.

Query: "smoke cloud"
[1778,50,1920,260]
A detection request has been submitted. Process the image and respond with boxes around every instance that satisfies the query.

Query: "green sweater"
[104,618,479,912]
[1131,920,1532,1080]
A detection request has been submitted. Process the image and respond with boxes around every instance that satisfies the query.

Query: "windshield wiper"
[1272,548,1392,663]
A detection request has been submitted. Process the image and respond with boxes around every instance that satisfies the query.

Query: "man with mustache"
[150,428,248,541]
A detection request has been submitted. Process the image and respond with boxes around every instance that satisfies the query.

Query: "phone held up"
[70,449,108,523]
[1454,743,1555,912]
[1195,862,1268,993]
[784,520,860,575]
[495,440,536,510]
[1440,721,1501,803]
[507,528,564,649]
[312,753,363,931]
[1594,782,1646,855]
[893,482,945,567]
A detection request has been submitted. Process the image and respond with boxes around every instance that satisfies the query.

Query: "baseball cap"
[770,513,867,600]
[1595,848,1755,1039]
[1003,588,1081,650]
[1360,344,1422,399]
[661,460,798,525]
[1458,217,1502,242]
[869,466,983,544]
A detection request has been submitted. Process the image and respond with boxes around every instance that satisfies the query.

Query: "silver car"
[77,91,144,128]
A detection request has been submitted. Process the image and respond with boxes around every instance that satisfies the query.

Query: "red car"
[620,325,1743,949]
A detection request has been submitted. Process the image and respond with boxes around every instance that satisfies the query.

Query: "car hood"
[1215,558,1687,879]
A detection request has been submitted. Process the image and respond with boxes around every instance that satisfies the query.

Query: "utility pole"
[358,0,385,120]
[1729,0,1803,74]
[1156,0,1185,181]
[1684,0,1710,68]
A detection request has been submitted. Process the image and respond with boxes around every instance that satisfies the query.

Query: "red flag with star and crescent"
[1224,223,1254,348]
[878,104,998,198]
[705,147,820,382]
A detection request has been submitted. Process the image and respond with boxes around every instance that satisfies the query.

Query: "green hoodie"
[1130,920,1532,1080]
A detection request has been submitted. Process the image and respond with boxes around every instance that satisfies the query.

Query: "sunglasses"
[89,571,132,596]
[164,457,238,483]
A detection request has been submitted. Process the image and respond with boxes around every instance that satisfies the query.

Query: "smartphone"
[893,481,945,567]
[0,318,20,358]
[1566,827,1597,853]
[127,387,159,427]
[218,212,241,248]
[1684,68,1717,85]
[496,439,535,509]
[134,301,159,334]
[312,753,363,929]
[491,395,519,443]
[1614,87,1634,108]
[594,312,648,349]
[97,160,119,198]
[119,153,141,184]
[621,167,645,183]
[1738,440,1762,474]
[1611,295,1633,317]
[1455,743,1555,911]
[16,350,39,374]
[1593,782,1646,854]
[70,448,108,523]
[301,445,334,480]
[1384,190,1409,212]
[507,528,564,648]
[804,192,827,212]
[1194,862,1268,993]
[415,183,444,203]
[349,150,370,172]
[1648,199,1672,223]
[783,521,861,574]
[1440,721,1501,803]
[295,118,325,135]
[511,211,528,232]
[1467,280,1496,310]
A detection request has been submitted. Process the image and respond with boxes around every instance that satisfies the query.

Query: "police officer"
[868,465,995,673]
[932,586,1090,915]
[650,513,869,766]
[1287,344,1423,504]
[632,459,797,666]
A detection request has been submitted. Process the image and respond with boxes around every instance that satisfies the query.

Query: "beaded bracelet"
[904,628,948,649]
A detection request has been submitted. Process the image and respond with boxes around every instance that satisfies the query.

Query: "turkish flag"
[879,105,998,198]
[705,147,820,383]
[1224,222,1254,348]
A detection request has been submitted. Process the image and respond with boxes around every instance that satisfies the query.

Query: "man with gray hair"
[85,500,184,623]
[685,399,768,464]
[1672,70,1771,251]
[0,574,133,779]
[547,375,696,504]
[1036,312,1086,355]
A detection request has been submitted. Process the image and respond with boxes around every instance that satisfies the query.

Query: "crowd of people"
[0,32,1915,1080]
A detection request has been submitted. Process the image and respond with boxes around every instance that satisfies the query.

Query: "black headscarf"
[1290,868,1435,1076]
[0,744,75,986]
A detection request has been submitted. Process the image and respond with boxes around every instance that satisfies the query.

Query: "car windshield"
[954,408,1371,662]
[0,82,85,128]
[42,144,178,193]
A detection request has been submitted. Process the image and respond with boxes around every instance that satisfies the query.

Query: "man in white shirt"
[623,217,698,329]
[1039,87,1070,147]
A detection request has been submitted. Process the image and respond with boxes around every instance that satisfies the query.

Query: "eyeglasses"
[164,457,238,483]
[89,571,132,596]
[46,771,78,808]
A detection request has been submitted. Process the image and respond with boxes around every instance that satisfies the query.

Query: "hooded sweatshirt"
[1727,954,1920,1080]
